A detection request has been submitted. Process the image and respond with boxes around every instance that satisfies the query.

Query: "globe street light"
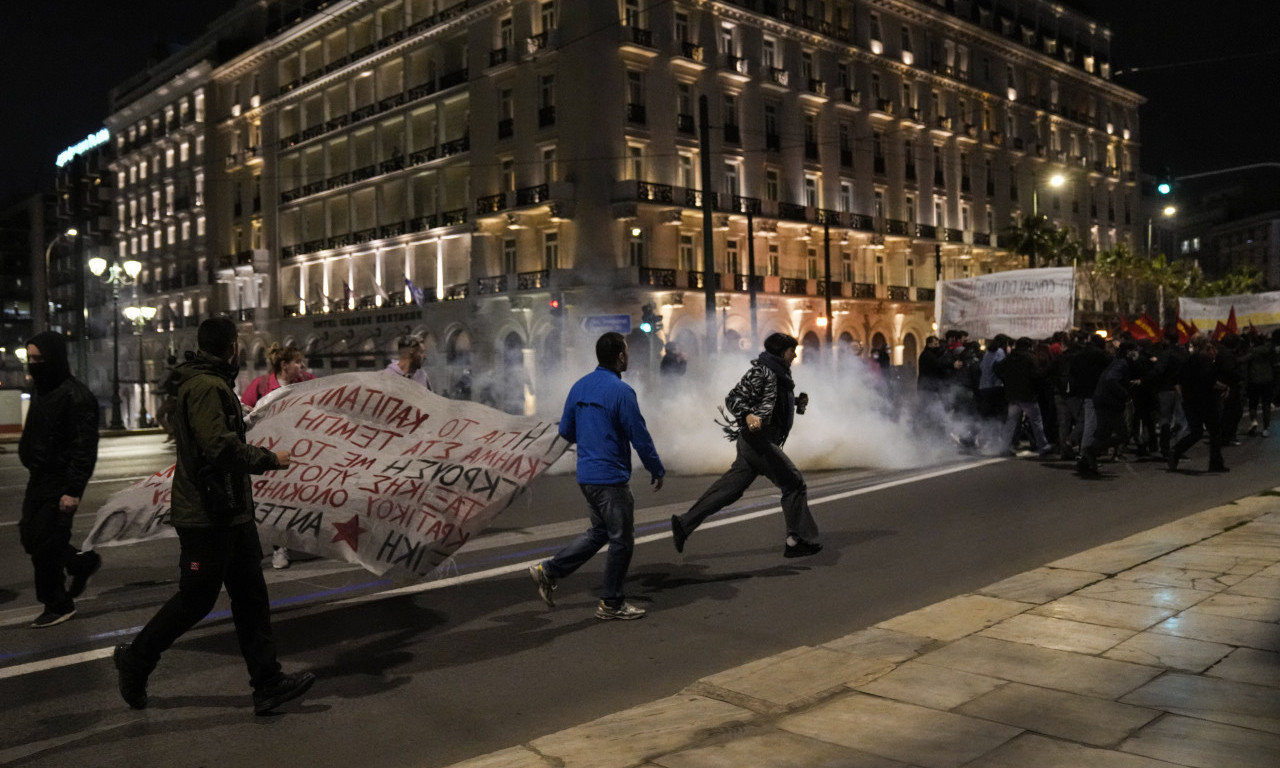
[88,255,142,430]
[1029,172,1066,269]
[123,304,157,429]
[42,228,78,330]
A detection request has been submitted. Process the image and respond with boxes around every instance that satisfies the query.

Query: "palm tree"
[1000,214,1057,268]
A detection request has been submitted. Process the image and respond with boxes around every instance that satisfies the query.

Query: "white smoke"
[532,340,991,477]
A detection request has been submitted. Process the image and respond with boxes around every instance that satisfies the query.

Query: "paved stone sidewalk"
[447,491,1280,768]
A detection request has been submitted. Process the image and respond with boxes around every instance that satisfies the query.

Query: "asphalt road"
[1,432,1276,767]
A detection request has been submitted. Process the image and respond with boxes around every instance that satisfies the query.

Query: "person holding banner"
[19,331,102,628]
[385,335,433,391]
[113,317,316,715]
[242,342,308,570]
[529,332,665,620]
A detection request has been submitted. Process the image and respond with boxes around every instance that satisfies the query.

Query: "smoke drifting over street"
[534,341,982,477]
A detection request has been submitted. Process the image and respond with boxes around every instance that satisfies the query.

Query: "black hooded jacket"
[18,332,99,497]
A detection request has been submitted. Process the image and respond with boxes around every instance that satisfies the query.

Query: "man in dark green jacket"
[113,317,315,715]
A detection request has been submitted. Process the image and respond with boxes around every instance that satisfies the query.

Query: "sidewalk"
[447,491,1280,768]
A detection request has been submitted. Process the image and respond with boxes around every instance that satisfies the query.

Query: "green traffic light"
[640,322,653,333]
[1157,182,1171,195]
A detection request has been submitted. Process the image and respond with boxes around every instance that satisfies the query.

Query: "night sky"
[1,0,1276,206]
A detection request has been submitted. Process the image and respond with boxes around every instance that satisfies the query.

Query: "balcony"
[852,282,876,298]
[516,183,550,205]
[849,214,875,231]
[723,55,749,75]
[840,148,853,167]
[489,47,509,67]
[626,27,654,47]
[476,193,507,214]
[538,105,556,127]
[517,270,550,290]
[732,195,761,215]
[766,132,781,152]
[778,202,807,221]
[885,219,911,236]
[806,79,826,96]
[779,277,807,295]
[767,67,789,87]
[916,224,937,239]
[626,103,647,125]
[804,140,819,160]
[816,209,841,225]
[839,87,861,107]
[677,113,695,134]
[687,271,721,290]
[641,267,677,287]
[724,123,740,143]
[679,42,703,62]
[637,181,675,203]
[875,98,896,115]
[526,32,549,54]
[733,273,765,292]
[498,118,514,139]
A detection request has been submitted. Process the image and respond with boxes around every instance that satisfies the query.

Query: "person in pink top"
[241,343,307,569]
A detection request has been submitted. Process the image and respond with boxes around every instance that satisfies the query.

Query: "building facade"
[79,0,1142,423]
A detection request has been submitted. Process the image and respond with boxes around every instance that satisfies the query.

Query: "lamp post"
[42,228,78,331]
[88,255,142,430]
[123,305,157,428]
[1029,172,1065,268]
[1146,205,1177,257]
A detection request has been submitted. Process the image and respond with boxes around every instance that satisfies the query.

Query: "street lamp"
[88,255,142,430]
[123,304,157,429]
[1029,172,1066,269]
[1146,205,1177,257]
[42,228,78,330]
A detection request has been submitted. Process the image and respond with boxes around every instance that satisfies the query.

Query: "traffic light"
[1156,168,1174,196]
[640,302,662,333]
[548,294,564,316]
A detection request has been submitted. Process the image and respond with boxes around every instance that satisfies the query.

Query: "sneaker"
[271,547,290,570]
[528,563,556,608]
[67,550,103,599]
[1248,422,1259,436]
[253,671,316,715]
[113,643,149,710]
[31,609,75,628]
[671,515,687,554]
[783,539,823,558]
[594,601,646,620]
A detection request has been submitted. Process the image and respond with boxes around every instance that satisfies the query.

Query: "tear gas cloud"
[531,341,989,477]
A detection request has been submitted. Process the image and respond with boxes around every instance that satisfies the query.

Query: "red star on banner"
[331,515,366,551]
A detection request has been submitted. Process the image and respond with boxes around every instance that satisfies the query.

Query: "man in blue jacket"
[529,332,664,620]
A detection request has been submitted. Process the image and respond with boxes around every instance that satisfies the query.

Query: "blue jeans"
[543,483,635,607]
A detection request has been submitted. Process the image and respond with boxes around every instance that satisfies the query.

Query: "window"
[840,181,853,212]
[540,1,556,31]
[726,239,740,275]
[674,12,689,43]
[181,219,191,241]
[501,157,515,191]
[869,13,882,43]
[500,16,514,50]
[679,233,697,271]
[842,251,853,283]
[678,151,696,188]
[499,88,513,120]
[875,255,885,284]
[542,145,556,183]
[723,93,738,126]
[905,194,916,222]
[934,199,945,227]
[677,82,693,119]
[180,141,190,163]
[540,74,555,109]
[764,103,778,137]
[623,0,641,27]
[804,173,819,208]
[901,25,912,52]
[503,238,517,273]
[543,230,559,269]
[723,160,740,197]
[961,204,971,231]
[801,51,814,81]
[720,25,735,56]
[807,248,819,279]
[907,257,916,287]
[628,227,645,266]
[765,169,780,201]
[627,70,645,106]
[767,243,779,276]
[627,144,644,180]
[762,37,776,68]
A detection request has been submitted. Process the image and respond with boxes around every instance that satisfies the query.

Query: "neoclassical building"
[78,0,1142,423]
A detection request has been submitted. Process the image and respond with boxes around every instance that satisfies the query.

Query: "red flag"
[1119,316,1133,337]
[1176,315,1198,345]
[1213,320,1228,341]
[1132,313,1160,340]
[1226,306,1238,336]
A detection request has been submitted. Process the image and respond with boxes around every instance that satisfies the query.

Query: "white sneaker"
[271,548,291,570]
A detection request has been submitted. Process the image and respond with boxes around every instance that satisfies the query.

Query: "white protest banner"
[1178,291,1280,330]
[83,373,568,579]
[935,267,1075,339]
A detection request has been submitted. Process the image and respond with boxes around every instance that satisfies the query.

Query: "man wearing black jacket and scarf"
[20,332,101,628]
[671,333,822,558]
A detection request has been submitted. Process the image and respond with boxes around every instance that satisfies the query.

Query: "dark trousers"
[544,483,635,607]
[1247,383,1273,429]
[1085,406,1129,463]
[20,484,91,614]
[131,523,282,690]
[1173,399,1226,470]
[677,434,820,544]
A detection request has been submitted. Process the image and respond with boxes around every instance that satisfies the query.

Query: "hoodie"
[19,332,99,498]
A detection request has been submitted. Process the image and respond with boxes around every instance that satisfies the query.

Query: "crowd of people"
[917,325,1279,476]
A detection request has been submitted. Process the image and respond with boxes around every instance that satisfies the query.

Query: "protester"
[1078,341,1141,477]
[528,332,664,620]
[994,336,1052,457]
[241,342,307,569]
[671,332,822,558]
[1242,331,1274,437]
[1168,335,1229,472]
[1150,336,1188,457]
[113,317,315,714]
[385,336,432,390]
[19,332,101,628]
[660,342,688,377]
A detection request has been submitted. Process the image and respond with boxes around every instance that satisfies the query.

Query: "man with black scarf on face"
[20,332,101,628]
[671,333,822,558]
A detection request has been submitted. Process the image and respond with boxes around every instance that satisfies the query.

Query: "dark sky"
[1,1,1276,206]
